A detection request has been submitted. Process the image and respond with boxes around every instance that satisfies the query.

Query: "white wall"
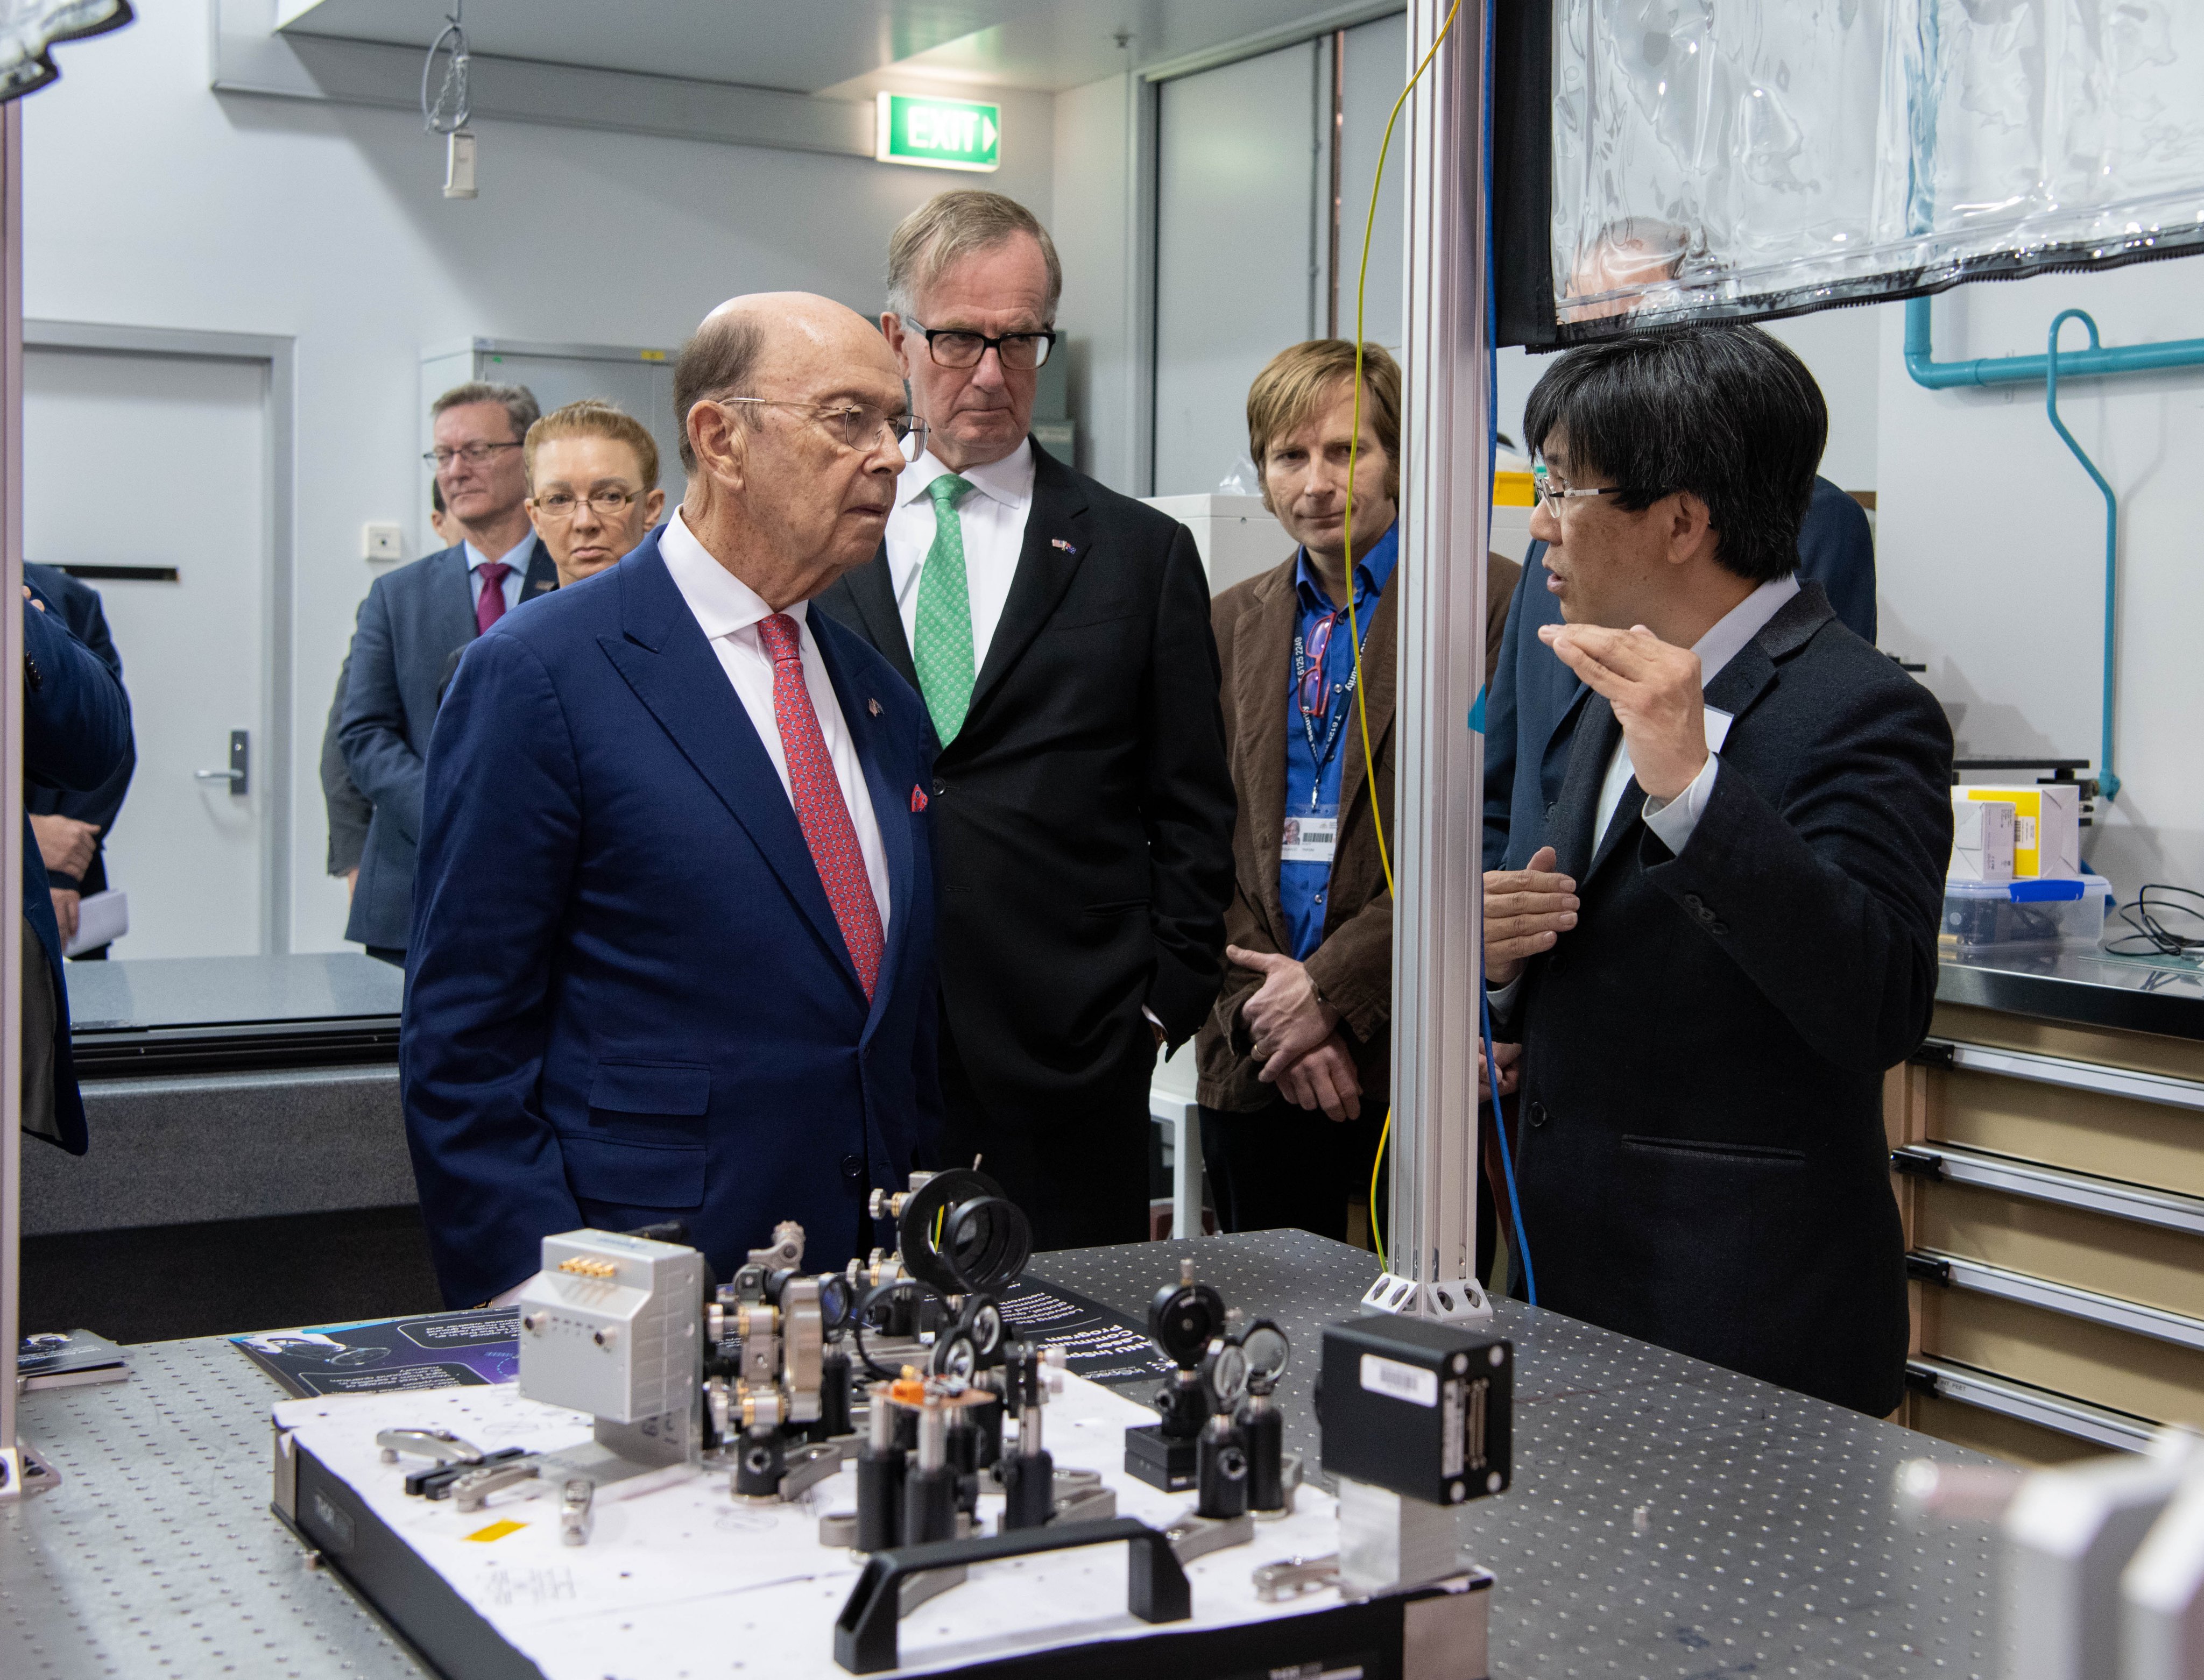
[1052,70,1142,495]
[22,0,1054,952]
[1875,264,2204,902]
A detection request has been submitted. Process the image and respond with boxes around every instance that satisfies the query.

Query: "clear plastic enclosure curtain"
[1550,0,2204,330]
[0,0,131,102]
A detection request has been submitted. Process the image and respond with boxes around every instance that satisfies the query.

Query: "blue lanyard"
[1290,597,1374,811]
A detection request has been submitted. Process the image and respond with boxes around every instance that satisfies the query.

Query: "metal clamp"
[377,1428,483,1466]
[773,1440,850,1502]
[451,1459,541,1511]
[1252,1551,1342,1601]
[1164,1509,1254,1563]
[1051,1468,1117,1525]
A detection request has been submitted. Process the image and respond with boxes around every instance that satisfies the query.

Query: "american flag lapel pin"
[1051,538,1077,554]
[911,785,929,812]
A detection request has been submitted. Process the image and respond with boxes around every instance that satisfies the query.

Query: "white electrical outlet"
[363,523,404,562]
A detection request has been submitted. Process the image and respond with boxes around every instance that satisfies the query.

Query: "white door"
[23,346,270,958]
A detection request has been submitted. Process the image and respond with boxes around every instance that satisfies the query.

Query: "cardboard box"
[1949,796,2016,883]
[1956,784,2082,878]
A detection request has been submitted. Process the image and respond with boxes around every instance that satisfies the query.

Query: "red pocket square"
[911,785,929,812]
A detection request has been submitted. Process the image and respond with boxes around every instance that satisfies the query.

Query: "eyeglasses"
[1298,613,1339,718]
[1531,465,1629,515]
[718,399,926,453]
[532,490,640,520]
[902,318,1058,371]
[424,441,523,468]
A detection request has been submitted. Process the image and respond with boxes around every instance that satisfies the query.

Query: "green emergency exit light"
[875,93,1001,173]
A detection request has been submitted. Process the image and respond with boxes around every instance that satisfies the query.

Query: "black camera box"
[1314,1315,1512,1506]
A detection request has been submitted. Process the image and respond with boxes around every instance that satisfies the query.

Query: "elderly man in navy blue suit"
[338,381,559,962]
[402,294,942,1306]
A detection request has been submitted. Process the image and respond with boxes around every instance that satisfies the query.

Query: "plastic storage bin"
[1940,873,2110,954]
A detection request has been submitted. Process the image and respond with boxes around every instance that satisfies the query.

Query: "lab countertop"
[63,953,401,1032]
[1938,946,2204,1041]
[62,954,402,1078]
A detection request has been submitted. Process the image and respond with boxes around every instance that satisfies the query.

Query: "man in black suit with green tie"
[815,190,1235,1249]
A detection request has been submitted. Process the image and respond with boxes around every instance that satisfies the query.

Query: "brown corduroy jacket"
[1195,549,1522,1114]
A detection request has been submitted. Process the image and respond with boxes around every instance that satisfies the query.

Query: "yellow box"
[1958,784,2081,878]
[1493,470,1535,507]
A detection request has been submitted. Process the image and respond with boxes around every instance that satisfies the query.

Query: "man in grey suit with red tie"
[339,381,559,963]
[815,190,1235,1250]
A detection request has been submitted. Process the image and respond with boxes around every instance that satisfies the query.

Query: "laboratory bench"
[1892,947,2204,1464]
[0,1230,2003,1678]
[22,954,427,1343]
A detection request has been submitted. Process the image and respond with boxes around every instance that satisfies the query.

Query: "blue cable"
[1472,0,1535,1308]
[1480,982,1536,1306]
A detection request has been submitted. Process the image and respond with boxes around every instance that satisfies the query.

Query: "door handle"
[195,729,249,796]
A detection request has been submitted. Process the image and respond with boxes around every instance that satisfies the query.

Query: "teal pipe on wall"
[1903,295,2204,387]
[1902,295,2204,805]
[2042,310,2122,802]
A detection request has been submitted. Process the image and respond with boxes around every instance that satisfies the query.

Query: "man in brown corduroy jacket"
[1196,339,1519,1238]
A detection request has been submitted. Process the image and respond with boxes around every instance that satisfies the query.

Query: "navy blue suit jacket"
[1484,477,1876,873]
[400,532,943,1306]
[337,539,557,950]
[22,591,133,1153]
[25,564,133,901]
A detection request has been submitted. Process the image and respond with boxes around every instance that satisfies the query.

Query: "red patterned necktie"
[756,612,884,1001]
[475,561,512,634]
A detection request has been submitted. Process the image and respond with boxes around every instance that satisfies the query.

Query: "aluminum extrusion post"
[0,98,54,1505]
[1367,0,1495,1326]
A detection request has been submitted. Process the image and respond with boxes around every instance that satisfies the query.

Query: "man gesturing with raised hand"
[1481,325,1951,1417]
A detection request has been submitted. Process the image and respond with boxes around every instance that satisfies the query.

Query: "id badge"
[1281,806,1340,865]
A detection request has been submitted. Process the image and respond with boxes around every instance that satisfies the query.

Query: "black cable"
[2104,883,2204,959]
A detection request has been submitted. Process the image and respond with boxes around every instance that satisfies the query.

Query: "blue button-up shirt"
[1280,521,1398,961]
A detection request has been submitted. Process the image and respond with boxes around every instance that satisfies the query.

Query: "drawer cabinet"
[1890,1000,2204,1464]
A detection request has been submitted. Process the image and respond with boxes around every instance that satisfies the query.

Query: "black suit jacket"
[1505,583,1951,1416]
[814,442,1235,1122]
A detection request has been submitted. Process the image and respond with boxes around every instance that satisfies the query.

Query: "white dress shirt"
[884,438,1035,671]
[1488,575,1802,1015]
[462,533,535,614]
[658,509,891,933]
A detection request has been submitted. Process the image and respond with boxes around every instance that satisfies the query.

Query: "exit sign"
[876,93,1001,173]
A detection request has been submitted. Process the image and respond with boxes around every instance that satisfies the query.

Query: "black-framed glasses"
[424,441,523,468]
[1531,464,1629,514]
[531,489,640,520]
[718,399,926,453]
[902,318,1057,371]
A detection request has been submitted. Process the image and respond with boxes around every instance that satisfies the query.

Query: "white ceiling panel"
[276,0,1400,95]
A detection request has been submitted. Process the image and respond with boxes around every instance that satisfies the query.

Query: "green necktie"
[913,473,977,742]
